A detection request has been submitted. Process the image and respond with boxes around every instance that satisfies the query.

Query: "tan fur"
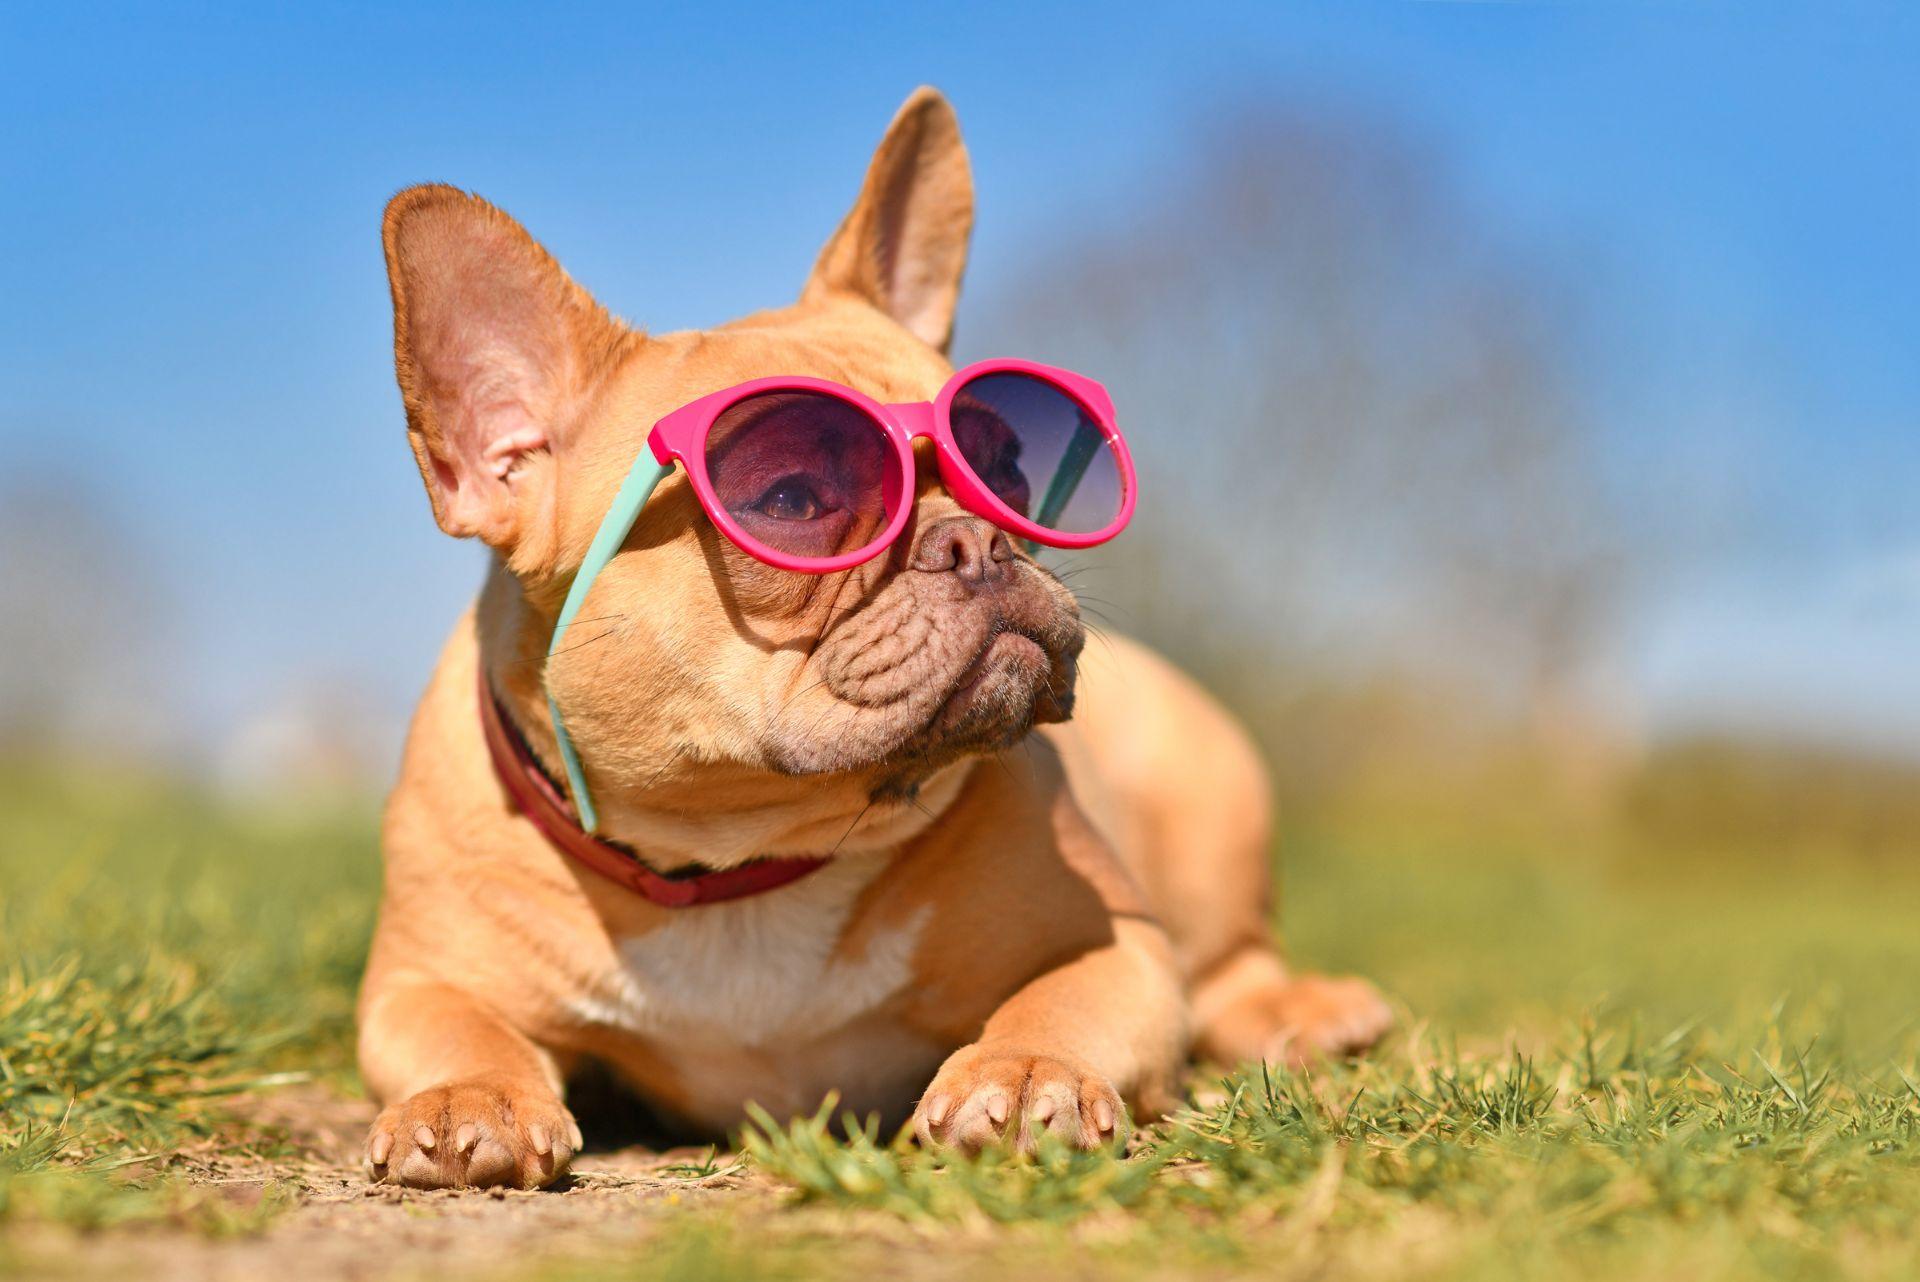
[358,87,1390,1189]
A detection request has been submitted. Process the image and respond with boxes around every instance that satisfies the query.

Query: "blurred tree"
[0,475,167,755]
[966,107,1625,809]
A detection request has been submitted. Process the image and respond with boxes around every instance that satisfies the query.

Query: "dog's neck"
[595,764,973,869]
[477,559,985,871]
[508,698,970,871]
[483,659,974,876]
[478,669,845,904]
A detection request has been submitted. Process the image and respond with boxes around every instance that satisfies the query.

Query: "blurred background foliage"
[966,105,1916,861]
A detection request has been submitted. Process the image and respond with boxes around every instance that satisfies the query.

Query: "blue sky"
[2,1,1915,762]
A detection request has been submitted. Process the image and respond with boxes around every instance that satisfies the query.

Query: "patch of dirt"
[7,1087,789,1282]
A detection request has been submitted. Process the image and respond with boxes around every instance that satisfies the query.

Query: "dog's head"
[385,89,1085,843]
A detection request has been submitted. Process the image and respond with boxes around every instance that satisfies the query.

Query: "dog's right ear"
[383,185,634,556]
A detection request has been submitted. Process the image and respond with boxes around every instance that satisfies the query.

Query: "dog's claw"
[455,1123,478,1154]
[413,1124,436,1151]
[369,1131,393,1165]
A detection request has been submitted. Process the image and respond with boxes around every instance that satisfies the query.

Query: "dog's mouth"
[932,625,1058,731]
[761,563,1082,784]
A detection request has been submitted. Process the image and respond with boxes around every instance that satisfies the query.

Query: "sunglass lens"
[704,391,893,563]
[949,372,1123,536]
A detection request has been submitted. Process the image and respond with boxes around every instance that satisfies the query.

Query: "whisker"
[505,626,623,667]
[550,612,630,633]
[829,798,876,857]
[637,741,696,792]
[773,665,843,723]
[1080,620,1122,659]
[991,750,1020,786]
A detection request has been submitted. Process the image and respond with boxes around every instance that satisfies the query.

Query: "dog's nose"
[910,516,1016,585]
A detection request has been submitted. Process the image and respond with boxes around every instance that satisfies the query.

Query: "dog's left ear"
[802,86,974,353]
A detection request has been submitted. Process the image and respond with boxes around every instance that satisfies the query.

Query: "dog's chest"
[579,858,928,1049]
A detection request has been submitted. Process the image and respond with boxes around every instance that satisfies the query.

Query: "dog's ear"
[802,86,974,353]
[383,185,634,552]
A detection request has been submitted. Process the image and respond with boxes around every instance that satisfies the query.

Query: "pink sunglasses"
[651,357,1134,571]
[546,358,1135,829]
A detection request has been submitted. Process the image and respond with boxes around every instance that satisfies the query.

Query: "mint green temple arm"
[1028,412,1104,547]
[545,454,675,832]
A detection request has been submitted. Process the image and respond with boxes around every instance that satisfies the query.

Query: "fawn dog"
[359,87,1390,1189]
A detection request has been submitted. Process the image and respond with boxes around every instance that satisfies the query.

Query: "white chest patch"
[580,857,928,1048]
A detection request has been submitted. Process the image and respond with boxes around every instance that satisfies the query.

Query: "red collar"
[477,670,828,907]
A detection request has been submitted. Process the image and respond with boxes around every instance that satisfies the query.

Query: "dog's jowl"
[359,87,1391,1190]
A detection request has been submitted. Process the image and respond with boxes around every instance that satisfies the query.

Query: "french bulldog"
[359,87,1390,1190]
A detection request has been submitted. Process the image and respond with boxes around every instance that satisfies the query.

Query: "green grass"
[737,1022,1920,1278]
[0,764,375,1161]
[3,757,1918,1280]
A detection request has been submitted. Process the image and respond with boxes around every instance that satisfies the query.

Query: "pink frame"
[645,358,1136,573]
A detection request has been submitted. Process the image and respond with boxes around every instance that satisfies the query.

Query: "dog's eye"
[750,476,829,521]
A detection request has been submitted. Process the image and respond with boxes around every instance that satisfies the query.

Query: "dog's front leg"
[913,918,1185,1154]
[358,976,579,1189]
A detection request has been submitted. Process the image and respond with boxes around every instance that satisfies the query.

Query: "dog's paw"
[1259,973,1395,1066]
[364,1074,581,1190]
[913,1043,1126,1154]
